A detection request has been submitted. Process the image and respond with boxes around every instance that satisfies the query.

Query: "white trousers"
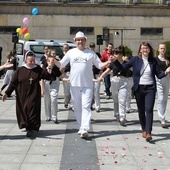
[126,77,133,110]
[156,76,170,120]
[44,78,60,120]
[110,77,128,118]
[70,85,93,131]
[3,69,14,85]
[62,72,71,105]
[93,74,101,110]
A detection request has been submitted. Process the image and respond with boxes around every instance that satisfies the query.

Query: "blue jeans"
[104,74,111,96]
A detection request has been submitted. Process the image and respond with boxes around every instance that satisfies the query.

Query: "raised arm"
[100,55,116,70]
[0,63,13,71]
[54,59,61,68]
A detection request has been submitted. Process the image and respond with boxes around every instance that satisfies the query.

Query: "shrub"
[124,45,133,56]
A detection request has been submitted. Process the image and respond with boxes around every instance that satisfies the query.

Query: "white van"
[15,39,76,67]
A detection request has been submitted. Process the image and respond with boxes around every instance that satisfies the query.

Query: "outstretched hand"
[165,66,170,74]
[2,63,13,69]
[96,77,103,82]
[2,93,7,102]
[108,55,116,64]
[62,78,70,82]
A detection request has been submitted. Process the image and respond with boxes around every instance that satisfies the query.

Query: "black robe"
[5,65,52,131]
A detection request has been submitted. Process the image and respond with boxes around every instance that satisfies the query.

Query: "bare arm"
[0,63,13,71]
[97,67,111,81]
[40,79,45,97]
[54,59,61,68]
[100,55,116,70]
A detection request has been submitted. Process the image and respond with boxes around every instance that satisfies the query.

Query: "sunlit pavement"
[0,79,170,170]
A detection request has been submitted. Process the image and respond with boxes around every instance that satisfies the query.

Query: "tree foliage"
[124,45,133,56]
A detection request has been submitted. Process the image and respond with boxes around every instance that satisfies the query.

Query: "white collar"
[22,64,37,69]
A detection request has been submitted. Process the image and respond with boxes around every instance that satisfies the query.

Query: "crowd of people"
[0,31,170,142]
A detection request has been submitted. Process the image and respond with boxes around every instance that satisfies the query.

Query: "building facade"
[0,0,170,62]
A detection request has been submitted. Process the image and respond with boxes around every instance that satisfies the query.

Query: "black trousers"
[135,85,155,134]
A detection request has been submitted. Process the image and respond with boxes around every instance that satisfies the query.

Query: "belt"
[139,84,153,87]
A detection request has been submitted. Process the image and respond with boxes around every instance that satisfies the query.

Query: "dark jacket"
[114,56,166,91]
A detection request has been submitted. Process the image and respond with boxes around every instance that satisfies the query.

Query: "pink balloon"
[23,17,29,25]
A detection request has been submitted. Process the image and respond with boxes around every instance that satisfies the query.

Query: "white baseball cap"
[74,31,87,40]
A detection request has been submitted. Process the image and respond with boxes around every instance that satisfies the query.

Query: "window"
[0,26,19,34]
[140,28,163,35]
[29,45,63,56]
[70,27,94,35]
[140,0,159,3]
[105,0,125,3]
[16,43,24,55]
[71,0,90,1]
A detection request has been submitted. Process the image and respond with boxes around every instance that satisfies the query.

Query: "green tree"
[124,46,133,56]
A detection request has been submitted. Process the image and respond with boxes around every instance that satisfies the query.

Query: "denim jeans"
[104,74,111,96]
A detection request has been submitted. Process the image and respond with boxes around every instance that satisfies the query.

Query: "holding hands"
[108,55,116,64]
[165,66,170,75]
[2,93,7,102]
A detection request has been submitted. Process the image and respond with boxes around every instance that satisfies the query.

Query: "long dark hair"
[10,49,17,57]
[137,42,154,58]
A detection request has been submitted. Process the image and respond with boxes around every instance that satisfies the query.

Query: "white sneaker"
[77,129,82,135]
[120,117,126,126]
[80,129,88,138]
[161,120,167,128]
[126,107,132,113]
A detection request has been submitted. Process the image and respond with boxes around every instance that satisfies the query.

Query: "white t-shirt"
[139,56,154,85]
[60,48,101,87]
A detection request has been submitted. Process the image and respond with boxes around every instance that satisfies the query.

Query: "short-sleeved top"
[155,56,170,71]
[93,52,101,75]
[9,57,18,71]
[109,61,133,77]
[40,55,46,62]
[60,48,101,87]
[59,52,70,72]
[45,65,62,85]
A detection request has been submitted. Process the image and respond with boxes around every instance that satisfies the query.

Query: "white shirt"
[60,48,101,87]
[139,56,154,85]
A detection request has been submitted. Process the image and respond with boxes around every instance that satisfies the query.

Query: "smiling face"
[75,37,86,50]
[140,45,150,57]
[25,55,35,68]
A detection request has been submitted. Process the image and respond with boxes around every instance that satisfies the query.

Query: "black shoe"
[64,104,68,108]
[146,133,152,142]
[46,118,51,122]
[26,130,33,137]
[53,119,59,124]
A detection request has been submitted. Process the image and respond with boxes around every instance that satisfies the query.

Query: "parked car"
[15,39,76,67]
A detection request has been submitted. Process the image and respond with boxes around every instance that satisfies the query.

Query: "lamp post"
[121,30,123,45]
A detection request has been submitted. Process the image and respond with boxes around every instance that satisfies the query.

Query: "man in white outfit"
[54,31,113,138]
